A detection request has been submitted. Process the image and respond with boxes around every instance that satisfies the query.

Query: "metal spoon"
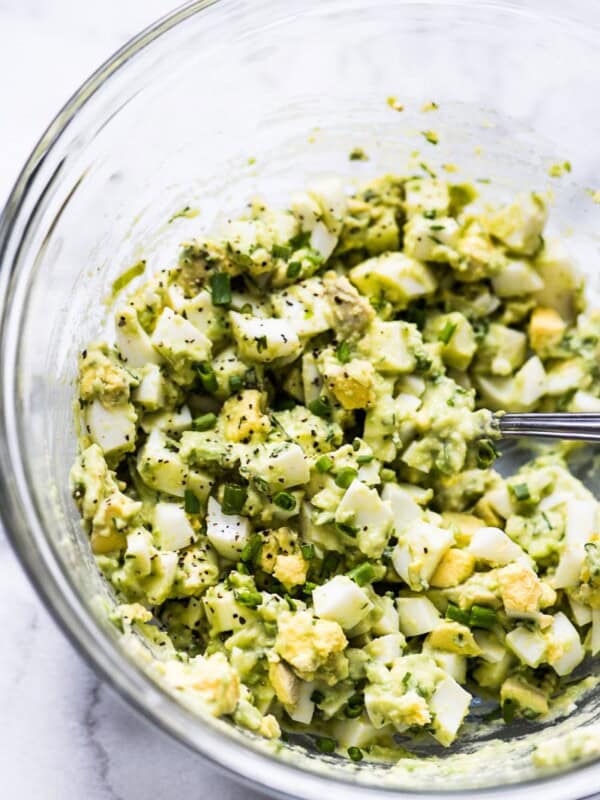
[495,412,600,442]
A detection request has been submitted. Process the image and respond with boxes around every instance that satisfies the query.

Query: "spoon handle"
[497,412,600,442]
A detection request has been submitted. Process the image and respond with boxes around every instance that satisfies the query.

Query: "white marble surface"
[0,3,265,797]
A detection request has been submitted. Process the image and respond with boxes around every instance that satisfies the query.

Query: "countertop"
[0,2,264,797]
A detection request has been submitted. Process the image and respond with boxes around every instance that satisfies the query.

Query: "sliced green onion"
[446,603,470,626]
[356,454,374,464]
[240,533,262,564]
[477,439,499,468]
[301,543,315,561]
[347,692,364,708]
[511,483,530,501]
[336,341,352,364]
[438,321,457,345]
[336,522,358,538]
[316,737,336,754]
[192,412,217,431]
[285,593,297,611]
[347,562,376,587]
[309,396,332,419]
[234,588,263,608]
[222,484,248,515]
[335,467,358,489]
[272,243,292,259]
[209,271,232,306]
[254,476,270,495]
[273,491,296,511]
[184,489,200,514]
[196,362,218,393]
[348,746,363,762]
[315,455,333,473]
[321,552,341,578]
[344,705,363,719]
[289,230,311,249]
[469,604,498,629]
[343,695,364,721]
[286,261,302,279]
[229,374,243,393]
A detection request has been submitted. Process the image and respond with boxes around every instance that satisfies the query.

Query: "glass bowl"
[2,0,600,797]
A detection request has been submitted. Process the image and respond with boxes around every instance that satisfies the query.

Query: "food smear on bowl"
[71,171,600,761]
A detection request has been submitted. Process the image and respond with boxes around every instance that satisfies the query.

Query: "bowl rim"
[2,2,600,798]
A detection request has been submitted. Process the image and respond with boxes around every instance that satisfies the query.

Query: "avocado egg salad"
[71,172,600,761]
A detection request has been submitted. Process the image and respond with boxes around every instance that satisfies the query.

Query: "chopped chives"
[469,604,497,629]
[240,533,262,564]
[229,374,243,393]
[315,455,333,473]
[192,412,217,431]
[446,603,470,626]
[438,321,457,345]
[511,483,530,501]
[316,737,336,754]
[273,491,296,511]
[477,439,498,468]
[344,692,365,719]
[233,588,263,608]
[254,476,270,495]
[348,746,363,762]
[344,705,363,719]
[284,593,297,611]
[347,692,364,709]
[321,552,341,578]
[222,483,248,514]
[196,362,218,393]
[335,467,358,489]
[301,543,315,560]
[308,396,332,419]
[209,272,232,306]
[336,522,358,538]
[286,261,302,279]
[184,489,200,514]
[272,243,292,259]
[336,341,352,364]
[347,562,376,587]
[289,230,311,249]
[356,454,374,464]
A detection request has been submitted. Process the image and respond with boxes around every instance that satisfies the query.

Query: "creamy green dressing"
[72,171,600,769]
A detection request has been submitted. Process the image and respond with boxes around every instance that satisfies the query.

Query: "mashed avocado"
[72,172,600,763]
